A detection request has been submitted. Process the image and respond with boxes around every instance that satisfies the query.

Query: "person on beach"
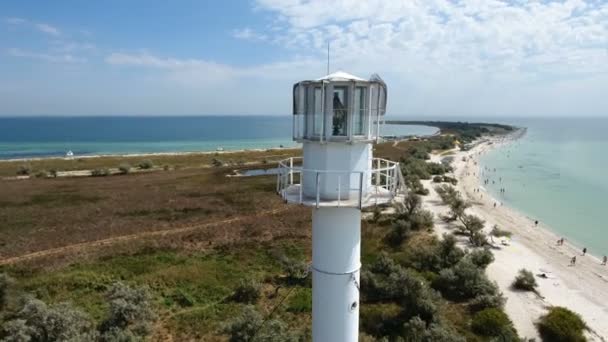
[602,256,607,266]
[582,247,587,256]
[493,202,497,208]
[570,256,577,266]
[534,220,538,227]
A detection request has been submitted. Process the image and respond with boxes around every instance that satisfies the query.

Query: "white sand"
[421,134,608,341]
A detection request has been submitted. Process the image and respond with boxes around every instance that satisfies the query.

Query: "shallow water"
[480,118,608,256]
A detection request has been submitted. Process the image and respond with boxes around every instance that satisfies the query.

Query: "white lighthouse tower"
[277,71,402,341]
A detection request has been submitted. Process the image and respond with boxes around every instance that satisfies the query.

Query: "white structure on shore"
[277,71,403,341]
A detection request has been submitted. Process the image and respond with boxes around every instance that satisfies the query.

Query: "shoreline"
[423,130,608,340]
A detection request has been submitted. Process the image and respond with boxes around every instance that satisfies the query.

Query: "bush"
[279,256,309,285]
[212,158,224,167]
[233,278,262,304]
[34,170,48,178]
[222,305,299,342]
[537,307,587,342]
[1,298,97,341]
[0,273,14,310]
[100,282,155,339]
[49,169,58,178]
[433,175,443,183]
[471,308,516,337]
[490,225,512,238]
[138,159,154,169]
[287,288,312,313]
[512,269,537,291]
[16,165,31,175]
[118,163,131,174]
[469,248,494,269]
[434,258,503,307]
[92,168,110,177]
[402,316,466,342]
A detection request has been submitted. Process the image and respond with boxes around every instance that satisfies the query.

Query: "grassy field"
[0,124,516,341]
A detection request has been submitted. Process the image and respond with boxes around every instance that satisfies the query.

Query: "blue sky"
[1,0,607,117]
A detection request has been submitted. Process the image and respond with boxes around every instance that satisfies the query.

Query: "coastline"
[423,130,608,340]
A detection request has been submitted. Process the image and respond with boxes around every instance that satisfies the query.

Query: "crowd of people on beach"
[463,141,608,270]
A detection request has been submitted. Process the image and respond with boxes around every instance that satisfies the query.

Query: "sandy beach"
[422,132,608,341]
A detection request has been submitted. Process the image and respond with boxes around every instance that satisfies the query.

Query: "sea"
[478,117,608,257]
[0,116,437,160]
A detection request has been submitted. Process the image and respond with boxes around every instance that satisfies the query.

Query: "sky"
[0,0,607,117]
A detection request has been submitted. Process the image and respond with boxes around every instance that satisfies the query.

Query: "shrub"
[287,288,312,312]
[471,308,516,337]
[537,307,587,342]
[222,305,299,342]
[212,158,224,167]
[468,248,494,269]
[470,292,506,312]
[34,170,48,178]
[16,165,31,175]
[433,175,443,183]
[92,168,110,177]
[279,256,309,285]
[233,278,262,304]
[434,258,503,306]
[490,225,512,238]
[138,159,154,169]
[118,163,131,174]
[0,273,14,310]
[1,298,97,341]
[100,282,155,338]
[403,316,466,342]
[49,169,58,178]
[512,269,538,291]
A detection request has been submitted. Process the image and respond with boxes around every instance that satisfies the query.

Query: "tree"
[458,214,487,246]
[537,307,587,342]
[512,269,538,292]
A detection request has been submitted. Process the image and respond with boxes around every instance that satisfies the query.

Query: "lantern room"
[292,71,387,142]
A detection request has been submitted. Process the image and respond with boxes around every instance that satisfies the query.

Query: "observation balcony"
[276,157,404,209]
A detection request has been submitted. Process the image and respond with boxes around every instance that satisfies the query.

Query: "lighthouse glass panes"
[353,87,365,136]
[292,72,387,142]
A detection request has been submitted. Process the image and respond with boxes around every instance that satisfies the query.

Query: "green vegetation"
[91,168,110,177]
[232,278,262,304]
[0,278,154,341]
[16,165,31,176]
[512,269,538,292]
[471,308,517,338]
[537,307,587,342]
[138,159,154,170]
[0,121,525,340]
[118,163,131,174]
[490,225,512,238]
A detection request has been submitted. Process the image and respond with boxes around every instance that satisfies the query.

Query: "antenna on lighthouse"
[326,41,330,75]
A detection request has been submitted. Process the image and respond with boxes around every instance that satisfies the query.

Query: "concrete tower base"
[312,207,361,342]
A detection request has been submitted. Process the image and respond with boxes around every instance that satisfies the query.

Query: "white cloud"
[7,48,85,63]
[232,27,268,41]
[35,23,60,36]
[4,17,61,36]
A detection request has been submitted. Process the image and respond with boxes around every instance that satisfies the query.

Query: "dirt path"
[0,208,287,266]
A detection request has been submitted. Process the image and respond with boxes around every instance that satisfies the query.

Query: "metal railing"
[276,157,403,208]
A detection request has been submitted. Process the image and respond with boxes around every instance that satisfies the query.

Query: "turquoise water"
[0,116,436,160]
[480,118,608,256]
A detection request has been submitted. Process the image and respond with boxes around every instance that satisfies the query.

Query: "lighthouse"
[277,71,403,341]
